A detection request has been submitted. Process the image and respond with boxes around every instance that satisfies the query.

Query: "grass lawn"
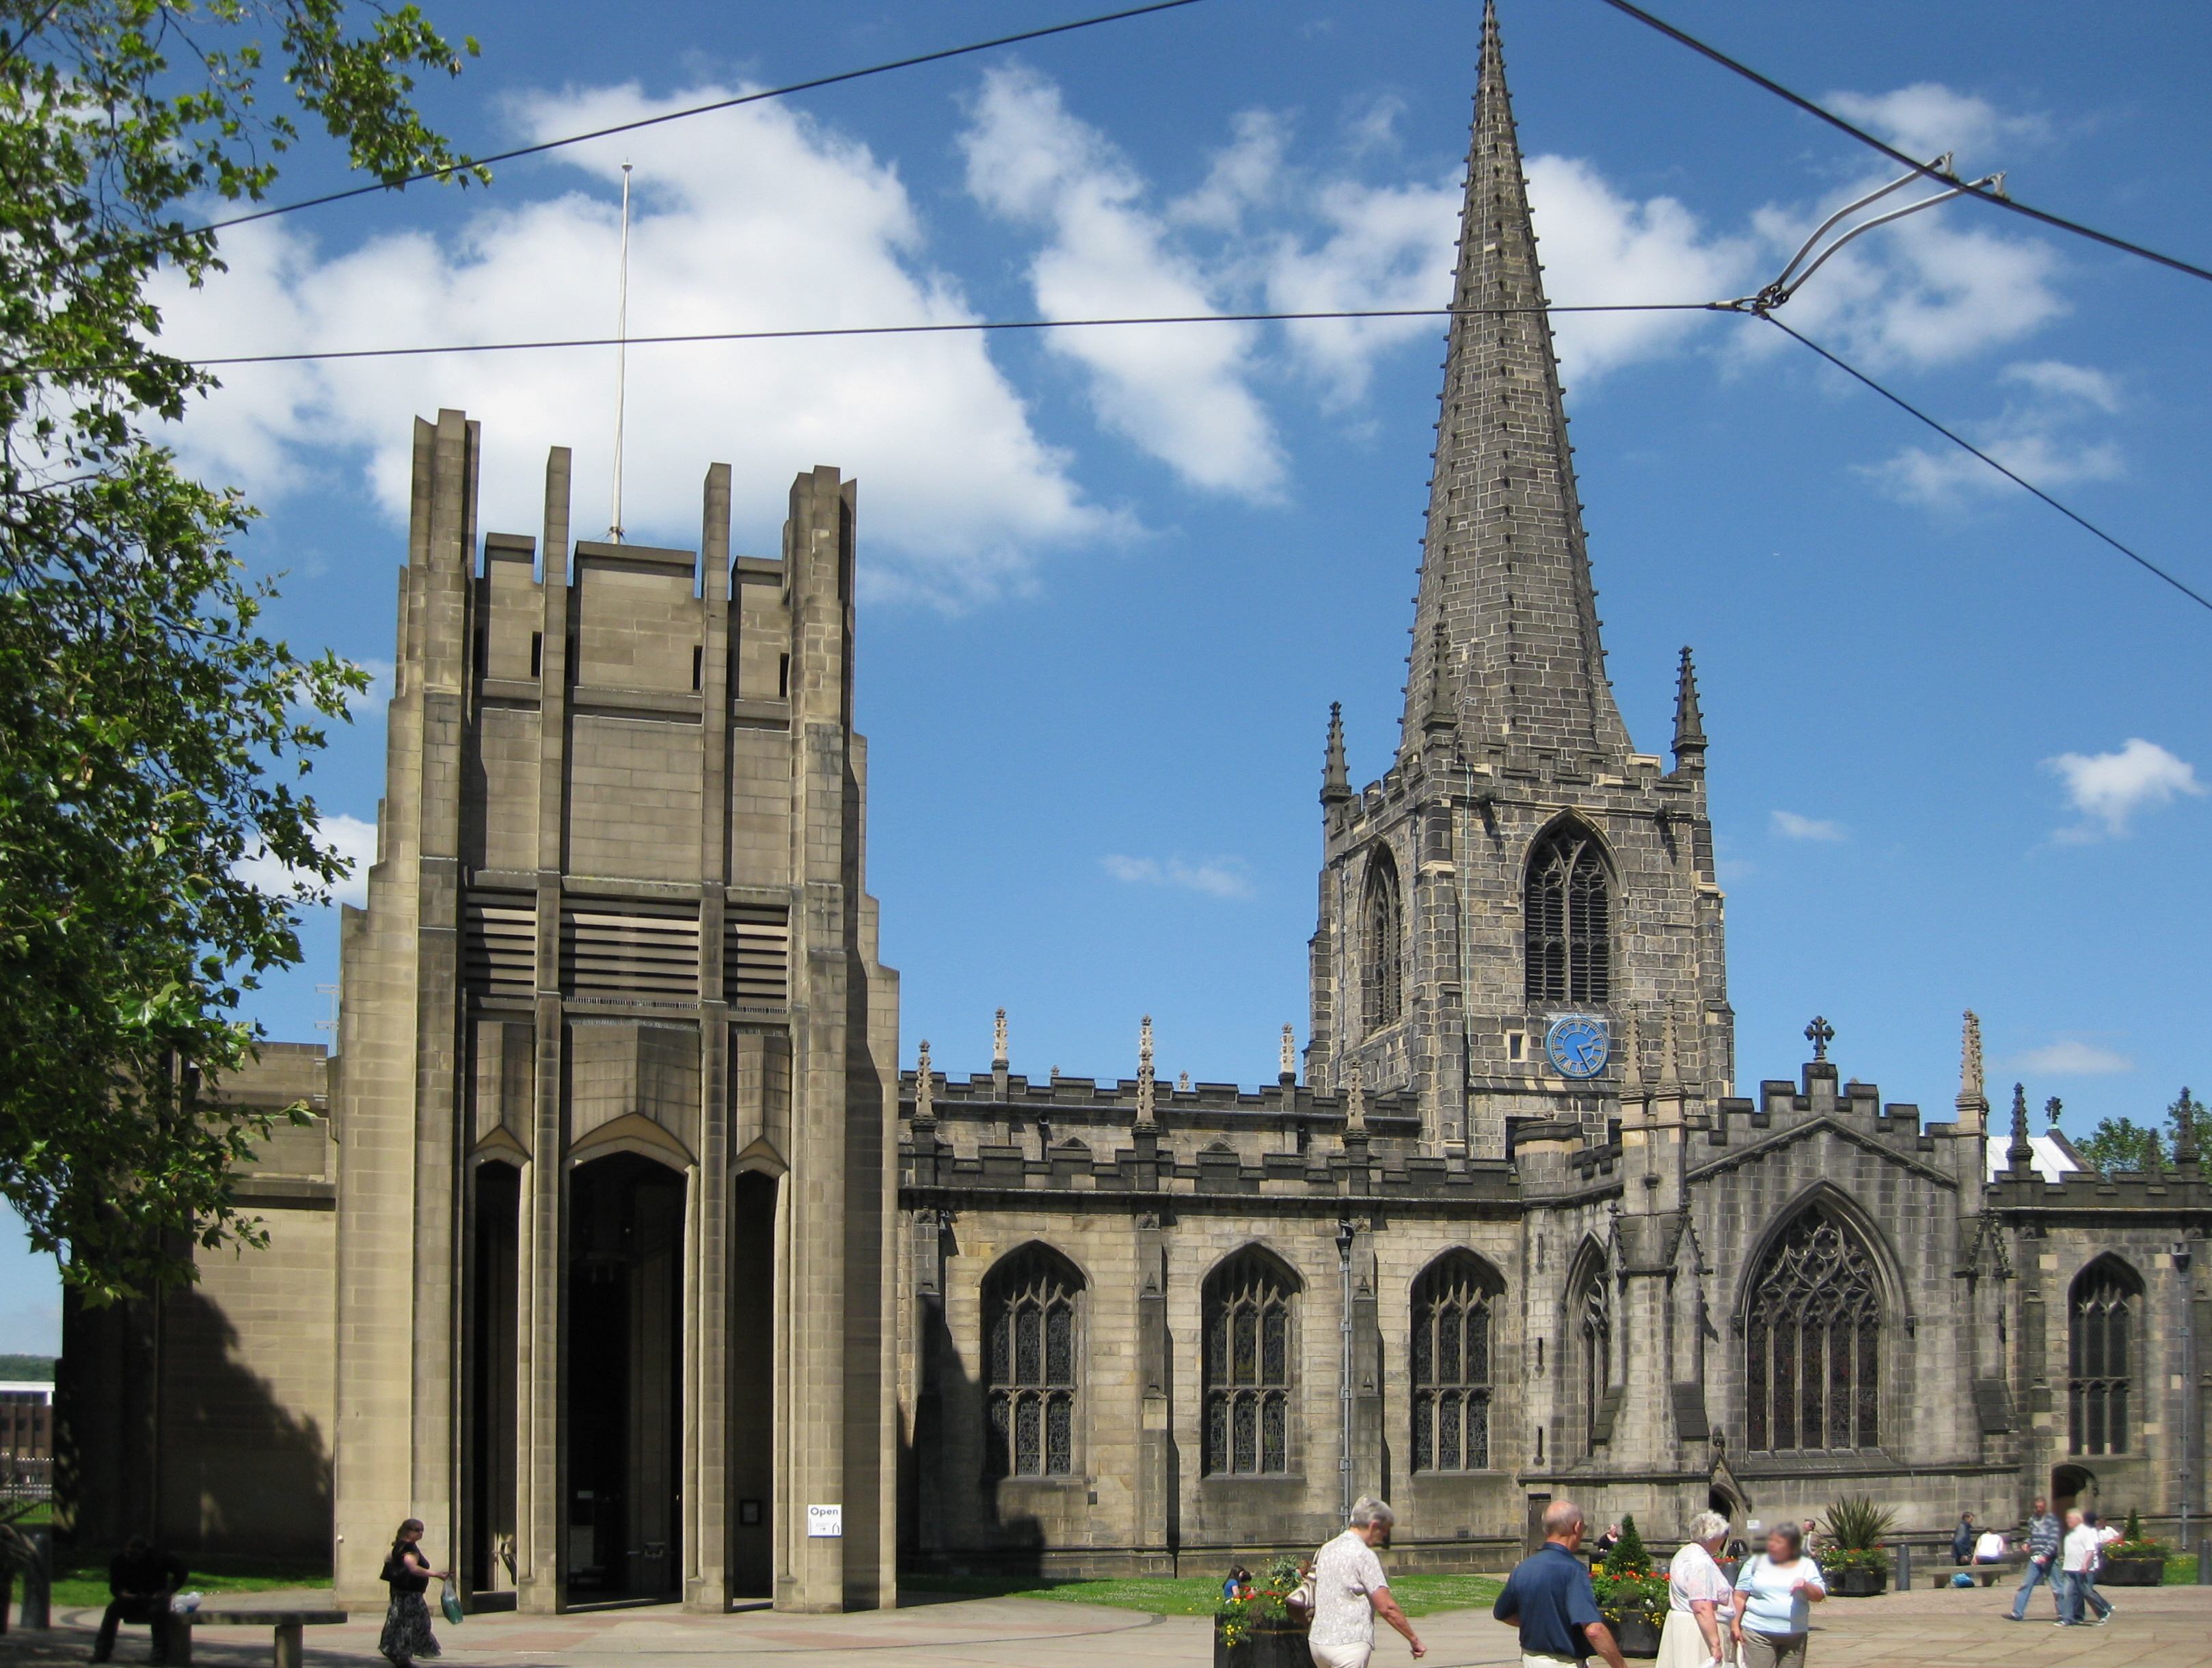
[49,1551,332,1613]
[902,1570,1504,1619]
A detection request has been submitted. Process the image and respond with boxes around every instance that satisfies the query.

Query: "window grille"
[1204,1250,1295,1475]
[723,904,790,1004]
[1361,854,1403,1032]
[1525,826,1610,1006]
[1744,1206,1882,1453]
[560,901,699,1002]
[463,893,537,999]
[1412,1254,1494,1471]
[2069,1260,2137,1455]
[983,1247,1081,1479]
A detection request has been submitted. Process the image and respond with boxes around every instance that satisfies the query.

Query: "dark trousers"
[93,1596,176,1663]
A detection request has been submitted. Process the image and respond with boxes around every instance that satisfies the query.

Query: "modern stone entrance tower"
[334,411,898,1614]
[1306,1,1732,1157]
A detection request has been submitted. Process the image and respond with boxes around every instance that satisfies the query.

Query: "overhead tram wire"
[1589,0,2212,289]
[168,301,1723,368]
[164,0,1206,246]
[1759,313,2212,615]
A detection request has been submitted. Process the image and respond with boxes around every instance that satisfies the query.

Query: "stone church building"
[60,0,2207,1612]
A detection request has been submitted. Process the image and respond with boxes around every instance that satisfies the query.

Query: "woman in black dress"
[379,1520,450,1667]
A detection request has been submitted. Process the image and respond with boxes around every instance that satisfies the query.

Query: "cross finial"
[1804,1016,1835,1062]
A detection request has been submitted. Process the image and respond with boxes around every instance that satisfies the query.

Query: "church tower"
[1307,1,1731,1157]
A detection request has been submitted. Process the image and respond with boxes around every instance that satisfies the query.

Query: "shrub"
[2107,1507,2172,1561]
[1594,1516,1665,1622]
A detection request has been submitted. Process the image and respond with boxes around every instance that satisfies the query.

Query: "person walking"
[91,1535,188,1665]
[2055,1509,2112,1627]
[1306,1497,1425,1667]
[1950,1512,1975,1566]
[1658,1511,1736,1668]
[1493,1500,1629,1668]
[1731,1523,1826,1668]
[379,1518,451,1668]
[2007,1498,2062,1622]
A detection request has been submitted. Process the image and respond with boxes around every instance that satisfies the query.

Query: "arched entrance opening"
[567,1153,685,1599]
[2051,1463,2096,1517]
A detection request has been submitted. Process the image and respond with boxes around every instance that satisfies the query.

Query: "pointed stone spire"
[1954,1010,1987,1126]
[2175,1085,2200,1171]
[1280,1023,1297,1084]
[1401,0,1631,763]
[1135,1014,1157,1130]
[914,1040,935,1127]
[1671,647,1707,769]
[1345,1059,1368,1134]
[1659,1008,1681,1088]
[1321,702,1351,805]
[992,1007,1008,1071]
[2007,1082,2036,1174]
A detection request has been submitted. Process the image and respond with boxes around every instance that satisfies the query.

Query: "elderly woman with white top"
[1731,1523,1825,1668]
[1658,1512,1736,1668]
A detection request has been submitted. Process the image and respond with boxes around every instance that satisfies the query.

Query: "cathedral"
[60,0,2207,1613]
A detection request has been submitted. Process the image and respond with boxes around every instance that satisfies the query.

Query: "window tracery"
[1204,1251,1295,1475]
[984,1247,1080,1479]
[1744,1205,1882,1452]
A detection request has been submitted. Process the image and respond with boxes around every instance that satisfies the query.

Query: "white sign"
[806,1503,844,1538]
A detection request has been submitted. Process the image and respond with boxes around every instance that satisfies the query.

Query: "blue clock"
[1545,1015,1610,1079]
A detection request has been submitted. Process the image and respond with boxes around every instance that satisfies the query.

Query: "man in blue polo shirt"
[1493,1501,1629,1668]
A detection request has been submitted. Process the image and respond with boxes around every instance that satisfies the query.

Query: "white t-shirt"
[1308,1529,1390,1650]
[1973,1532,2006,1561]
[2061,1524,2103,1574]
[2096,1525,2121,1547]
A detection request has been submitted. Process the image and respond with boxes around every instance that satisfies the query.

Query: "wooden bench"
[174,1609,347,1668]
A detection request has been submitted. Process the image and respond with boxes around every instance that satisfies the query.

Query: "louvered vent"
[464,892,537,998]
[724,904,790,1005]
[561,901,699,1002]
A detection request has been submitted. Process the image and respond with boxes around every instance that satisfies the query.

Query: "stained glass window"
[1204,1250,1296,1475]
[1362,854,1403,1032]
[2069,1260,2138,1456]
[983,1246,1081,1479]
[1412,1252,1496,1471]
[1580,1261,1612,1446]
[1743,1205,1882,1453]
[1525,826,1610,1006]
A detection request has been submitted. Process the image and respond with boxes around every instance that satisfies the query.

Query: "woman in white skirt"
[1658,1512,1736,1668]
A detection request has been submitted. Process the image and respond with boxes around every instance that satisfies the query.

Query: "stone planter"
[2097,1557,2166,1587]
[1606,1611,1662,1659]
[1833,1564,1889,1597]
[1213,1618,1311,1668]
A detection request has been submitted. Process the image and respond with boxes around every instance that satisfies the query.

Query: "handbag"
[440,1580,466,1625]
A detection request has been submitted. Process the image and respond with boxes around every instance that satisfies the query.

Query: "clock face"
[1545,1015,1610,1080]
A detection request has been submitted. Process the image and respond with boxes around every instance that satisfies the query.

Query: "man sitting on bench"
[92,1535,188,1664]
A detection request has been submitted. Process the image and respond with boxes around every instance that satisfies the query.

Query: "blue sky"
[8,0,2210,1348]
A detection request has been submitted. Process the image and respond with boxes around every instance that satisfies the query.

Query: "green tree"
[2074,1088,2210,1176]
[0,1,481,1302]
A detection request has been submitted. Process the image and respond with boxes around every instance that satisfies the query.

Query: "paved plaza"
[3,1583,2208,1668]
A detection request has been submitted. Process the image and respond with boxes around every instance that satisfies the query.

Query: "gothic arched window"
[1204,1249,1297,1475]
[1361,852,1403,1032]
[1576,1254,1613,1446]
[1525,825,1610,1006]
[1744,1205,1883,1453]
[2069,1258,2140,1456]
[983,1245,1081,1479]
[1412,1252,1496,1471]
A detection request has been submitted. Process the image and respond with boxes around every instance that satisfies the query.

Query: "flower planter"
[1606,1611,1662,1659]
[2097,1557,2166,1587]
[1213,1618,1311,1668]
[1833,1565,1888,1597]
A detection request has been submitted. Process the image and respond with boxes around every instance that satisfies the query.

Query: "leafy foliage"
[2074,1088,2209,1176]
[2109,1505,2170,1561]
[0,1,479,1300]
[1822,1496,1897,1552]
[1594,1514,1666,1620]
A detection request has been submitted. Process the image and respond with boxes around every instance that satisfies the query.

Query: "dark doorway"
[469,1163,522,1595]
[1709,1488,1738,1522]
[2051,1463,2096,1516]
[568,1153,685,1599]
[1524,1492,1554,1557]
[727,1170,777,1598]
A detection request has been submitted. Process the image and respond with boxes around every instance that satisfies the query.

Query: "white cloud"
[154,81,1113,606]
[2010,1039,2133,1077]
[2004,359,2120,412]
[2044,737,2205,839]
[1770,809,1847,842]
[1101,853,1253,898]
[236,811,379,907]
[960,64,1284,499]
[1172,108,1292,231]
[1824,83,2051,174]
[1863,358,2123,507]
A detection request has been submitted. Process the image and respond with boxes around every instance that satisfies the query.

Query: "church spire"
[1671,647,1707,768]
[1321,701,1351,805]
[1402,0,1630,763]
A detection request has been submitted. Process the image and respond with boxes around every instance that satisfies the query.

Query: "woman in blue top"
[1731,1524,1825,1668]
